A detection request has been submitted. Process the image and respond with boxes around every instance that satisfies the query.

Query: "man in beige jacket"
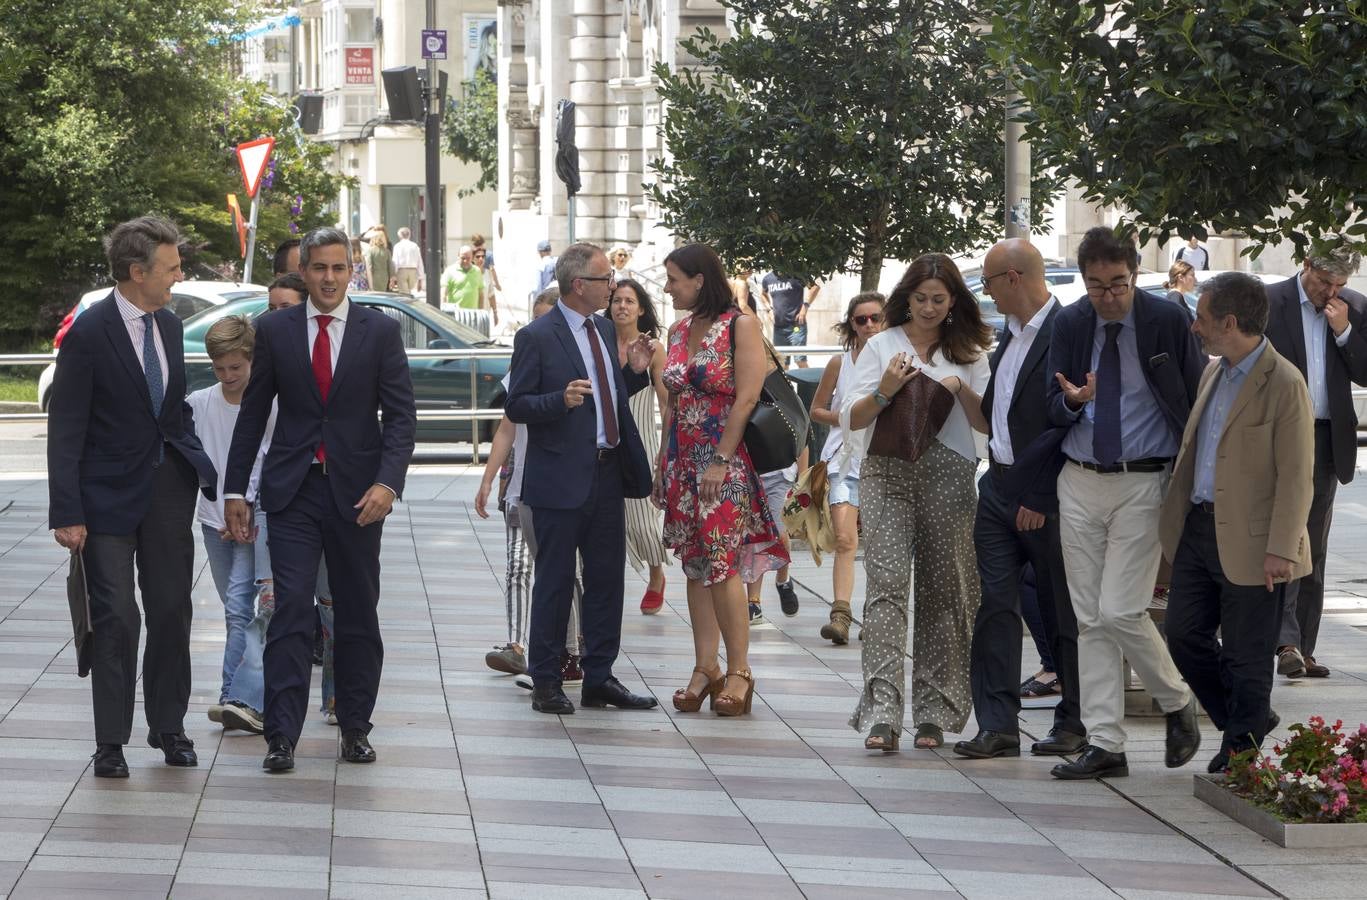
[1160,272,1314,774]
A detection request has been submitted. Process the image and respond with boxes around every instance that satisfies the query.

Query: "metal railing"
[0,343,851,462]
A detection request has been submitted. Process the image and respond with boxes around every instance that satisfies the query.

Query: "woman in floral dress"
[654,243,788,716]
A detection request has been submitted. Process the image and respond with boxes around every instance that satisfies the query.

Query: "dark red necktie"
[584,319,619,446]
[313,314,333,462]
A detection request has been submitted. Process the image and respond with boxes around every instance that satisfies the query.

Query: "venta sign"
[345,47,374,84]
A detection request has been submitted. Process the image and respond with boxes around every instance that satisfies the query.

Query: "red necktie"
[584,319,619,446]
[313,314,333,462]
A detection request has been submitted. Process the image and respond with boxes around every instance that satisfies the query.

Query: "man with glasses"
[1045,226,1205,780]
[955,239,1085,761]
[1263,246,1367,680]
[506,243,660,715]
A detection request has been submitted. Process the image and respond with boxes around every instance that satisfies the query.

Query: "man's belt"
[1068,456,1171,474]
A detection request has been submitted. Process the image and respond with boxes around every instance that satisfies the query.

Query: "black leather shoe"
[339,729,376,763]
[1051,745,1129,780]
[531,683,575,714]
[263,735,294,772]
[1164,697,1201,768]
[92,744,129,778]
[1031,728,1088,756]
[147,732,197,767]
[581,676,658,710]
[1207,750,1230,774]
[952,730,1021,759]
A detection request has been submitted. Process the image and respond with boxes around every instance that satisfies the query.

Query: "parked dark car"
[181,292,509,443]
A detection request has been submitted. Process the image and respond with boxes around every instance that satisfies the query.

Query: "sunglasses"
[853,313,884,326]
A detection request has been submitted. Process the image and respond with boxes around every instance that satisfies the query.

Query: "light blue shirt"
[1296,273,1353,419]
[557,301,620,448]
[1061,306,1179,463]
[1191,338,1267,504]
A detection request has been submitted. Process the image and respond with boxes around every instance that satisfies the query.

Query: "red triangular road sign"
[236,137,275,198]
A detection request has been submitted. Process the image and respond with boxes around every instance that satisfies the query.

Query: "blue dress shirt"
[1296,274,1353,419]
[1190,339,1267,504]
[557,301,620,448]
[1061,307,1179,463]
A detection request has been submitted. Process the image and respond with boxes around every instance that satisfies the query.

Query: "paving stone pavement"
[1,466,1366,899]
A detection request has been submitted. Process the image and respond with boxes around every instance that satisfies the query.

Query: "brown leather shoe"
[1304,656,1330,678]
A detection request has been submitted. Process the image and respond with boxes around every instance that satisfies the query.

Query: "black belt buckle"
[596,447,617,463]
[1193,501,1215,515]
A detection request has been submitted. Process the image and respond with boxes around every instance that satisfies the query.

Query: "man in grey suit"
[1261,246,1367,680]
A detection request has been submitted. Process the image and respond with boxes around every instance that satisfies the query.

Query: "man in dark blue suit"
[1046,226,1205,780]
[48,216,218,778]
[224,227,416,772]
[506,243,658,714]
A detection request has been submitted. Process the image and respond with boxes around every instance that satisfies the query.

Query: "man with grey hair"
[506,242,659,714]
[48,215,218,778]
[1263,245,1367,680]
[1161,272,1313,772]
[391,226,423,295]
[223,226,416,772]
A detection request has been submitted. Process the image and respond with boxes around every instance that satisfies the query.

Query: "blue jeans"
[202,523,257,704]
[774,322,808,364]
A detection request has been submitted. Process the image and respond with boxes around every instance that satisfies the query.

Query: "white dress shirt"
[1296,273,1352,419]
[557,301,620,448]
[392,238,424,277]
[307,297,348,370]
[988,297,1056,465]
[113,287,168,405]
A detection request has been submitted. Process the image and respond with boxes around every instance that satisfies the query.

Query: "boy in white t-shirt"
[188,316,276,732]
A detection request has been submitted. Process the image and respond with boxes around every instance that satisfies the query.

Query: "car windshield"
[182,297,269,343]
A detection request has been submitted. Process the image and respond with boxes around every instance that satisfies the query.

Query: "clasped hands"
[877,352,962,399]
[223,483,394,540]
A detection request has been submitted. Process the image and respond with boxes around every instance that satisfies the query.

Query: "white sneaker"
[208,704,224,724]
[513,673,534,690]
[324,710,339,726]
[221,701,264,734]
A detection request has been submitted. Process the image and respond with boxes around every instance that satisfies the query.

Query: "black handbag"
[731,316,810,472]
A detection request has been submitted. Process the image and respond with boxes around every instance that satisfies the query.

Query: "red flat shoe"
[640,588,664,615]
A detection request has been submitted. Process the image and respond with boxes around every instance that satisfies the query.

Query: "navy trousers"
[265,468,384,743]
[528,454,626,688]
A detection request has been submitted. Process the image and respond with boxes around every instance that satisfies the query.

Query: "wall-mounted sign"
[346,47,374,84]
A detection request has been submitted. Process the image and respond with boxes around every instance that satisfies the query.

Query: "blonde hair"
[1165,259,1195,290]
[205,315,255,361]
[368,225,390,250]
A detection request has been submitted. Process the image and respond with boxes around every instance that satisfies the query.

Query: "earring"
[945,311,954,325]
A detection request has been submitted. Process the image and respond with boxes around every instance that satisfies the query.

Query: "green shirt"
[442,264,483,309]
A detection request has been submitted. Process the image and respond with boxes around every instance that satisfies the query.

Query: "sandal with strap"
[864,723,900,752]
[672,666,724,712]
[714,669,755,717]
[914,723,943,749]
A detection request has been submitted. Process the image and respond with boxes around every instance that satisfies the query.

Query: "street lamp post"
[1005,87,1030,240]
[423,0,442,309]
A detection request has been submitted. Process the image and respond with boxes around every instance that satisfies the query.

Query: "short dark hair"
[272,238,301,275]
[663,243,734,321]
[1200,272,1268,336]
[105,216,180,281]
[269,272,307,295]
[555,243,603,296]
[1076,226,1140,276]
[611,278,662,338]
[299,227,349,266]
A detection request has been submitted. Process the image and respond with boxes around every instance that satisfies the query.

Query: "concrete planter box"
[1194,774,1367,848]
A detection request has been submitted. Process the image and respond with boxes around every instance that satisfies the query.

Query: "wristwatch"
[712,451,731,467]
[873,391,891,407]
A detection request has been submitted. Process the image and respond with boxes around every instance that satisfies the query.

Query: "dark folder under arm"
[66,550,93,678]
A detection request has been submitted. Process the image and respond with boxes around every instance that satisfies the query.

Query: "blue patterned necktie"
[142,313,163,418]
[1093,321,1122,466]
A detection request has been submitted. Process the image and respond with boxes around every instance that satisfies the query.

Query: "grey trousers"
[83,452,198,745]
[851,443,981,736]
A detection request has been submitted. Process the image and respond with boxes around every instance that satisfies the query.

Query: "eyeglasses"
[1085,278,1134,298]
[981,269,1014,285]
[852,314,883,326]
[578,273,617,286]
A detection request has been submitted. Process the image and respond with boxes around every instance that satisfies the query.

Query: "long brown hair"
[883,253,991,364]
[663,243,736,321]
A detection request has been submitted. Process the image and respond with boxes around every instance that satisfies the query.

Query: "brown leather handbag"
[866,375,957,464]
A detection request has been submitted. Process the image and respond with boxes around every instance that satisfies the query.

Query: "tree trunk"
[859,198,891,291]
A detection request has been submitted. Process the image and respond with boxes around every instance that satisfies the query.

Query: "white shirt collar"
[1296,272,1316,311]
[558,299,589,330]
[307,296,349,322]
[1006,295,1057,338]
[113,286,153,321]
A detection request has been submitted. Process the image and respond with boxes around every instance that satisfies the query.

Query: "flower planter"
[1193,774,1367,848]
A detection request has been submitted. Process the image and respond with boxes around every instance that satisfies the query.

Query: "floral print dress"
[661,311,789,586]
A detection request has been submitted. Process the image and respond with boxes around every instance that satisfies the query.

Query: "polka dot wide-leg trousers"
[850,442,982,737]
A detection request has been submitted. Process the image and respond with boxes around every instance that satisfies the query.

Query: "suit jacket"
[47,293,216,534]
[1159,344,1314,586]
[1047,288,1205,449]
[981,301,1068,514]
[505,306,652,508]
[1261,275,1367,485]
[224,301,417,519]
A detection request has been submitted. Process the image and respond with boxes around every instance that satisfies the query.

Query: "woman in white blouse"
[841,254,992,752]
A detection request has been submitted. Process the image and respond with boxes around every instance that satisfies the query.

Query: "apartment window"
[345,93,376,126]
[346,10,375,44]
[263,36,288,62]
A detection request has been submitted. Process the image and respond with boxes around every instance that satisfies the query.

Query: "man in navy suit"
[48,216,218,778]
[1046,226,1204,780]
[224,227,416,772]
[506,243,658,714]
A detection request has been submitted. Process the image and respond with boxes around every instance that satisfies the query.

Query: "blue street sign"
[421,29,448,60]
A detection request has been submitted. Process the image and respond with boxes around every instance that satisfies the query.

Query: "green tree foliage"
[988,0,1367,257]
[651,0,1062,289]
[442,70,498,198]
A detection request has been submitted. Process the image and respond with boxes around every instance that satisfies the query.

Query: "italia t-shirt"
[762,273,806,328]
